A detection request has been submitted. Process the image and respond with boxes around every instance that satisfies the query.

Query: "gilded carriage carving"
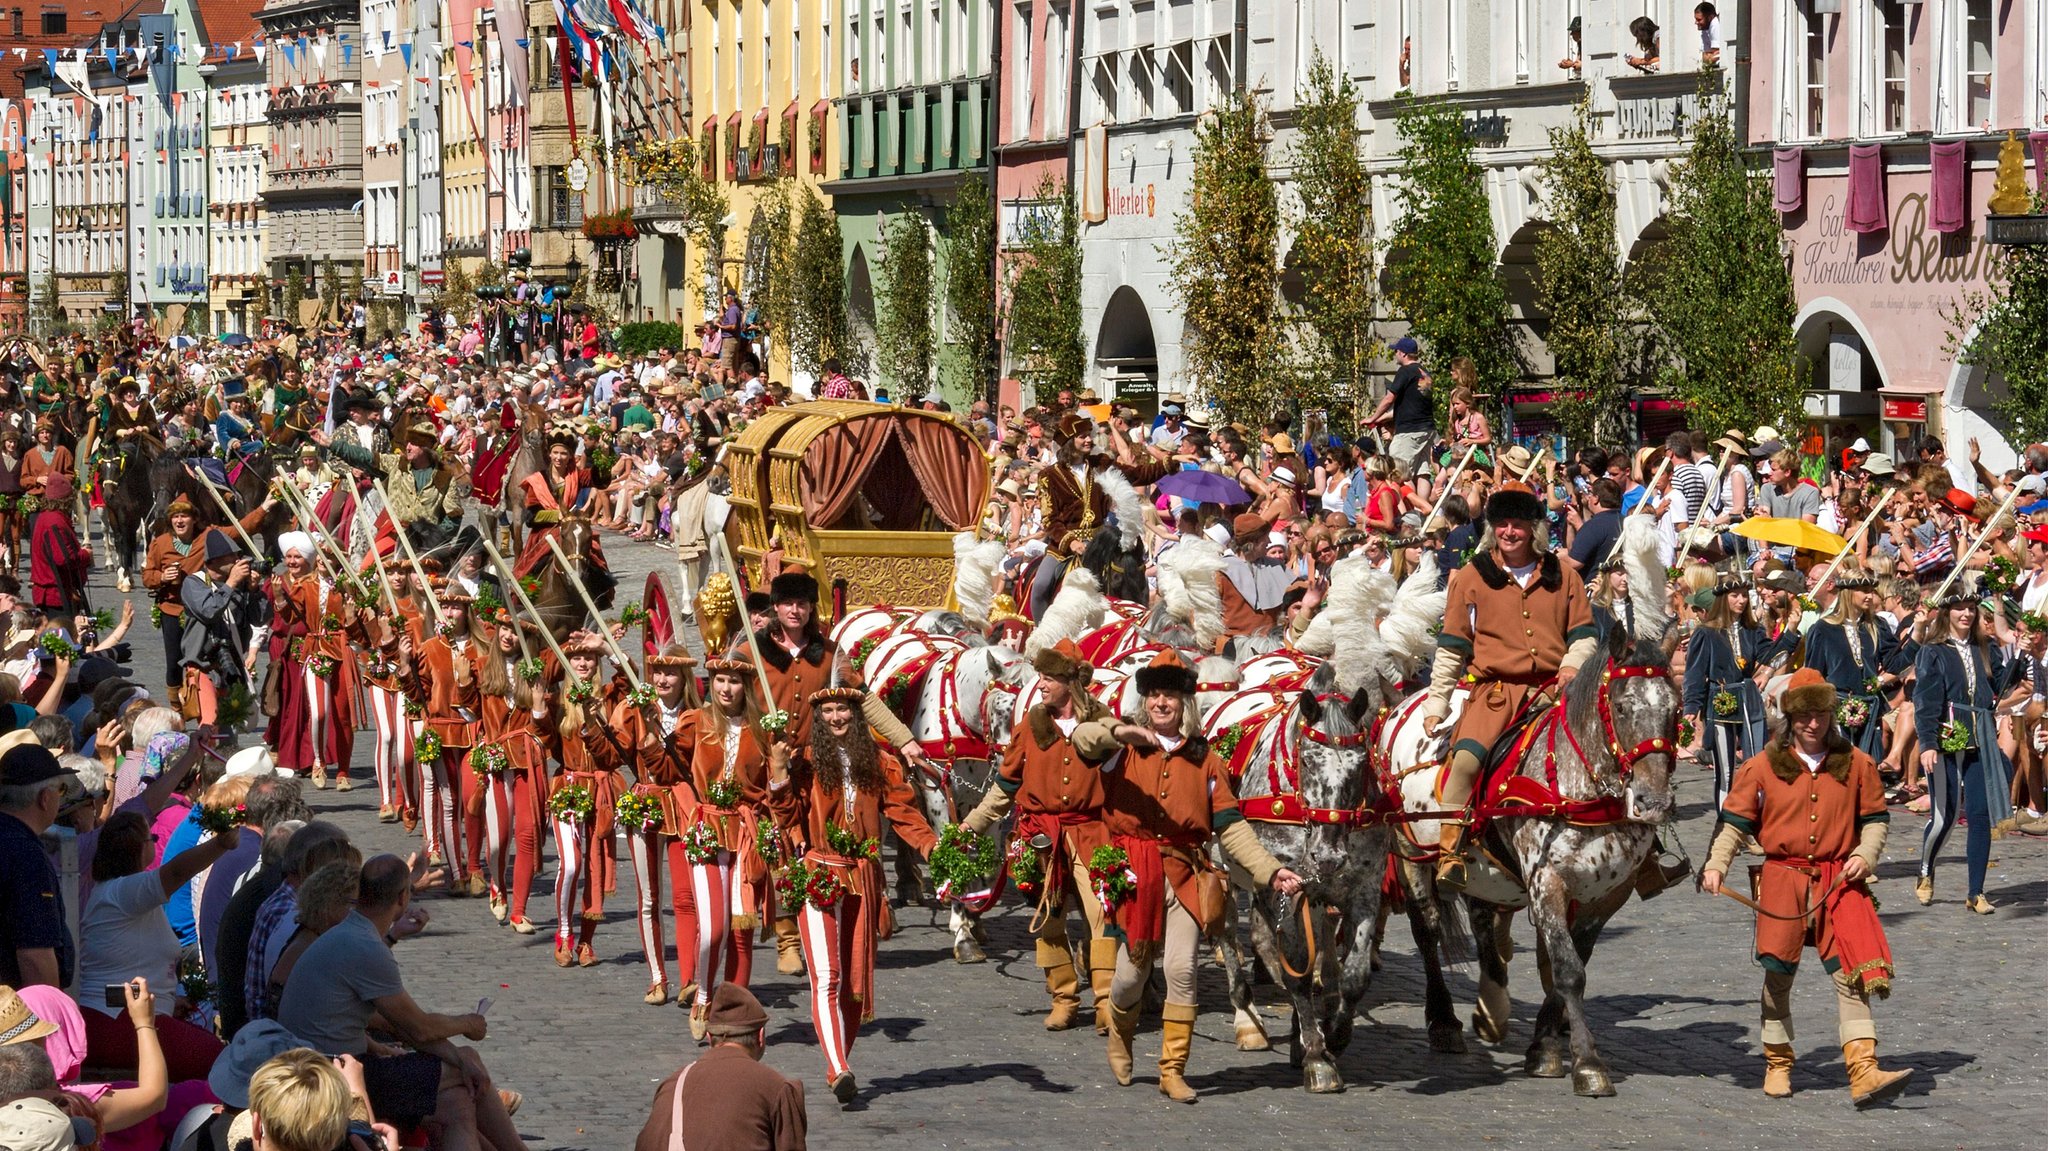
[722,400,990,620]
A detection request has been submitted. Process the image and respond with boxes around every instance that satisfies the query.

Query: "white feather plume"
[1094,466,1146,551]
[1369,555,1448,692]
[1295,611,1335,657]
[1616,515,1670,640]
[1323,559,1397,697]
[1156,537,1228,651]
[949,531,1006,627]
[1025,567,1106,658]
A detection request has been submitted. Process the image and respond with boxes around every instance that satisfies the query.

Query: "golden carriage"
[722,400,991,620]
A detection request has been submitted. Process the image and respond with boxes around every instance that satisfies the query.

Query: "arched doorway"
[847,244,877,376]
[1093,285,1157,411]
[1945,318,2015,475]
[1793,302,1888,467]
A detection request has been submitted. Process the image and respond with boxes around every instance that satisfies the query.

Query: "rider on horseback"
[1029,411,1173,618]
[1422,487,1600,889]
[213,379,263,460]
[98,377,158,487]
[317,420,467,553]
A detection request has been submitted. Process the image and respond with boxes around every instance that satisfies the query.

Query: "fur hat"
[1483,488,1546,525]
[1133,649,1197,697]
[1780,668,1837,718]
[770,570,818,604]
[405,421,440,448]
[165,494,196,517]
[1031,638,1092,683]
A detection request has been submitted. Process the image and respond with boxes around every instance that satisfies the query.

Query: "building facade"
[202,5,270,335]
[25,45,132,329]
[259,0,366,325]
[828,0,993,402]
[126,4,212,326]
[991,0,1076,409]
[1752,0,2048,472]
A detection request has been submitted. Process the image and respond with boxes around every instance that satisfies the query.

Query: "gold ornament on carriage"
[696,572,741,655]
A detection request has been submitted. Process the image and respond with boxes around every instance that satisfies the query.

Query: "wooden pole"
[370,479,445,626]
[1423,444,1480,532]
[479,535,580,681]
[709,530,779,715]
[1813,486,1898,589]
[1934,485,2025,601]
[543,534,647,691]
[193,473,265,558]
[1674,446,1740,569]
[274,477,360,582]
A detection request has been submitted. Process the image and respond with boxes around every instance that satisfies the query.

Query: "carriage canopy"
[723,400,989,618]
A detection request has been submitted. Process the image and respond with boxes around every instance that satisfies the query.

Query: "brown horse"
[523,514,612,643]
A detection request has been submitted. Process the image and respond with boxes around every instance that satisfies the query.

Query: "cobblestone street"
[105,537,2048,1149]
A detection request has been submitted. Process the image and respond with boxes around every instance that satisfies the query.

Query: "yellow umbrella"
[1732,516,1847,555]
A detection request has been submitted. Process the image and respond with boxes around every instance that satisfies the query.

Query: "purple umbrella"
[1154,469,1251,506]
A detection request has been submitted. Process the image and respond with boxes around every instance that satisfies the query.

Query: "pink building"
[1751,1,2048,470]
[993,0,1077,412]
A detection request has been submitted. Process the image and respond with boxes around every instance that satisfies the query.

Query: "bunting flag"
[343,44,354,65]
[399,42,411,68]
[494,0,531,110]
[253,43,266,64]
[311,37,328,69]
[281,42,296,67]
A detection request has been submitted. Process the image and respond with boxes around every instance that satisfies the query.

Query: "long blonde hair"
[703,672,763,741]
[477,624,535,712]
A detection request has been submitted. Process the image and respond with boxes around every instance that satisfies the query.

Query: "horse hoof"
[1303,1062,1346,1094]
[1572,1065,1617,1097]
[1367,944,1383,974]
[1235,1023,1271,1052]
[1525,1048,1569,1079]
[117,577,131,593]
[1473,1010,1509,1046]
[1429,1024,1468,1055]
[952,938,986,964]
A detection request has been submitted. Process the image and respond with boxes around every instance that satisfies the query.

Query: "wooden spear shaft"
[274,477,363,584]
[543,535,647,691]
[709,530,779,716]
[370,478,445,626]
[1933,484,2025,601]
[479,535,580,681]
[193,473,265,558]
[1813,486,1899,589]
[1423,444,1480,532]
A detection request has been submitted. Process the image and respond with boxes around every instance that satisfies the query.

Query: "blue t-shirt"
[160,806,207,946]
[276,911,408,1057]
[0,811,74,987]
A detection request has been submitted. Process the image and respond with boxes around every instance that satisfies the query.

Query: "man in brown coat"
[1423,487,1599,887]
[959,638,1117,1033]
[636,983,807,1151]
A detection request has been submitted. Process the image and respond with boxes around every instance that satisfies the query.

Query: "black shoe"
[830,1071,858,1104]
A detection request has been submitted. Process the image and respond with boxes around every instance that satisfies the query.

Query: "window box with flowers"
[582,212,637,241]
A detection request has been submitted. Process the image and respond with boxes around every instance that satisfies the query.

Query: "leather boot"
[1105,1000,1139,1086]
[1158,1001,1199,1103]
[1089,938,1120,1035]
[1038,940,1082,1031]
[1436,822,1470,889]
[1763,1043,1795,1098]
[775,916,804,975]
[1843,1039,1911,1107]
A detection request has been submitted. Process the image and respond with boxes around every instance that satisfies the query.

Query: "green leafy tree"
[617,321,690,355]
[1385,99,1521,403]
[944,178,1000,401]
[1164,88,1281,426]
[788,188,853,376]
[435,260,474,323]
[1949,191,2048,442]
[281,264,307,326]
[1004,177,1085,401]
[1285,53,1374,413]
[33,273,68,337]
[1636,88,1801,436]
[747,180,797,363]
[875,211,935,393]
[1535,98,1634,445]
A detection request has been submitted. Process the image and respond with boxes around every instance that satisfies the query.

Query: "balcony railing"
[630,183,689,238]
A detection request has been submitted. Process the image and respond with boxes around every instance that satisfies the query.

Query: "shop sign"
[1615,91,1700,140]
[1987,214,2048,246]
[1882,397,1927,422]
[1106,184,1154,218]
[1462,113,1508,144]
[1793,192,2000,319]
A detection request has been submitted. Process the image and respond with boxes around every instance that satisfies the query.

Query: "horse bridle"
[1576,661,1676,783]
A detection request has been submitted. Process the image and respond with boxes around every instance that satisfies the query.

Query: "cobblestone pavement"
[96,531,2048,1149]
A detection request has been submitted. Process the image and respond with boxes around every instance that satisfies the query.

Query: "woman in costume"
[473,604,554,932]
[547,630,627,967]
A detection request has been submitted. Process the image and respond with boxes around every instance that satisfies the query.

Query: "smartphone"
[104,984,127,1009]
[476,996,494,1016]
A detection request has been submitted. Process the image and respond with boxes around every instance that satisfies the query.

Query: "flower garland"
[469,742,509,779]
[1711,689,1739,717]
[702,775,745,810]
[306,654,339,678]
[1087,845,1139,917]
[824,822,880,861]
[1938,719,1971,755]
[1211,726,1245,760]
[677,820,723,862]
[516,656,545,683]
[755,819,788,869]
[1677,716,1696,747]
[614,791,665,832]
[416,730,442,763]
[929,824,1000,903]
[775,860,845,910]
[1006,835,1045,896]
[150,604,164,629]
[196,803,249,835]
[1835,697,1870,729]
[548,781,595,821]
[403,697,425,718]
[852,635,883,672]
[1980,554,2020,597]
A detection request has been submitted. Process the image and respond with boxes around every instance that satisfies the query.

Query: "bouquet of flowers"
[438,620,459,641]
[567,678,596,704]
[1938,719,1971,754]
[614,791,665,832]
[618,600,648,628]
[703,775,745,810]
[797,864,845,909]
[36,632,78,660]
[1711,689,1739,717]
[929,824,1001,903]
[469,742,509,779]
[678,820,723,862]
[416,730,442,763]
[516,656,545,683]
[150,604,164,629]
[1007,834,1044,896]
[1980,555,2020,597]
[196,803,249,835]
[519,575,542,601]
[473,583,504,617]
[825,822,880,861]
[177,955,213,1012]
[1796,594,1819,614]
[1677,716,1696,747]
[1212,726,1246,761]
[627,683,656,707]
[306,654,339,678]
[548,781,594,821]
[1087,845,1139,917]
[1836,697,1870,729]
[759,709,793,735]
[1864,675,1884,696]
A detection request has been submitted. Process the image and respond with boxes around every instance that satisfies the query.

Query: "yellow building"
[439,0,490,281]
[634,0,838,385]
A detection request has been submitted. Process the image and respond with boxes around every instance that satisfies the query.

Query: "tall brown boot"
[1105,999,1139,1086]
[1158,1001,1199,1103]
[1843,1039,1911,1107]
[775,916,804,975]
[1762,1043,1795,1098]
[1038,940,1082,1031]
[1089,938,1120,1035]
[1436,822,1470,889]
